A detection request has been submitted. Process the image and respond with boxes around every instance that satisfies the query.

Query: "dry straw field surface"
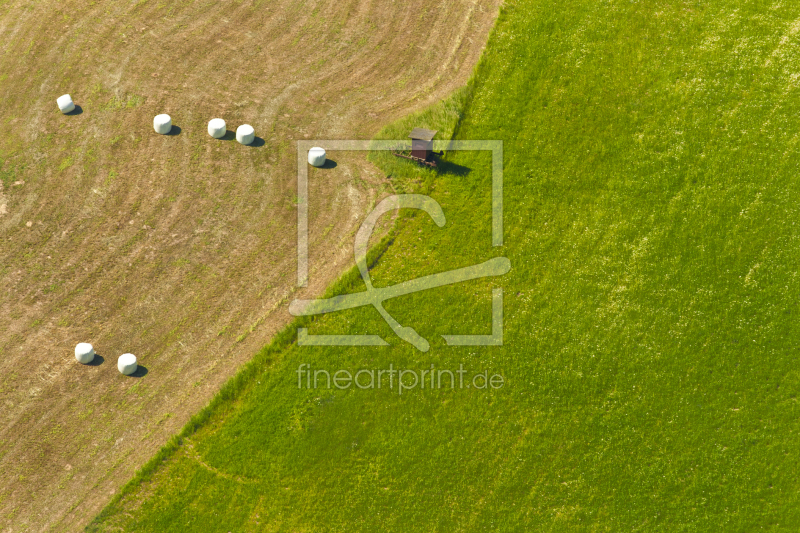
[0,0,499,529]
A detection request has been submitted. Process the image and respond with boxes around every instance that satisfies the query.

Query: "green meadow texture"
[90,0,800,530]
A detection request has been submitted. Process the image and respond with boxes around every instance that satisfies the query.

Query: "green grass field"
[90,0,800,530]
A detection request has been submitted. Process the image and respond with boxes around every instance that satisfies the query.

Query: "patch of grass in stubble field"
[90,0,800,531]
[367,85,471,192]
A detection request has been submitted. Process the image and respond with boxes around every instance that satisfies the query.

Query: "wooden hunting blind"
[409,128,437,161]
[391,127,443,167]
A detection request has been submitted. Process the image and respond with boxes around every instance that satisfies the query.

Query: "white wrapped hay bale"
[117,353,138,375]
[308,147,326,167]
[75,343,95,364]
[153,114,172,135]
[236,124,255,145]
[57,94,75,114]
[208,118,226,138]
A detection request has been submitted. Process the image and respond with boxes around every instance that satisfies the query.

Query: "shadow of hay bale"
[319,159,337,169]
[128,365,149,378]
[217,130,236,141]
[64,105,83,116]
[245,136,265,147]
[165,125,182,136]
[85,354,104,366]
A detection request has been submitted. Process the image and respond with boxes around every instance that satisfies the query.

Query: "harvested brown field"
[0,0,499,529]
